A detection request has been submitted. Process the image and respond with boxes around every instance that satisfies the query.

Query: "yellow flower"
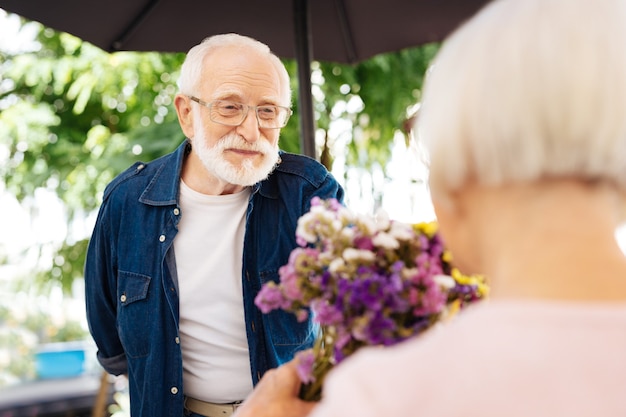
[413,221,438,238]
[451,268,490,297]
[444,299,462,321]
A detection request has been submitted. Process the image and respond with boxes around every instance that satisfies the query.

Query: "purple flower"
[352,311,396,345]
[326,198,343,211]
[254,283,288,314]
[295,309,309,322]
[347,275,383,311]
[311,299,343,325]
[413,282,446,315]
[296,234,310,247]
[334,329,353,351]
[310,196,324,207]
[353,235,375,251]
[281,272,303,301]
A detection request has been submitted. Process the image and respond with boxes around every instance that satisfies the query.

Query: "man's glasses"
[188,96,292,129]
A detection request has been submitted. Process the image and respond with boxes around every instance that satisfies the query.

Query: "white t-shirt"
[174,180,253,403]
[310,299,626,417]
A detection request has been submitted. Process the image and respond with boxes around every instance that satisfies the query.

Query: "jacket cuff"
[97,350,128,376]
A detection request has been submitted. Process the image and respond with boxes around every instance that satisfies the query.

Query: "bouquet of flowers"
[255,197,488,401]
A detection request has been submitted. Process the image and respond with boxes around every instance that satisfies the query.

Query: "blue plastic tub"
[35,341,87,379]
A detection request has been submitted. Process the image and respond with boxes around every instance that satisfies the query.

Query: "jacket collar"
[138,140,189,206]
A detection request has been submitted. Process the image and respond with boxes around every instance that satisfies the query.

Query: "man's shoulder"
[103,161,150,194]
[102,150,177,201]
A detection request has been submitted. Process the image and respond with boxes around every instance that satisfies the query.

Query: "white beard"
[192,129,280,187]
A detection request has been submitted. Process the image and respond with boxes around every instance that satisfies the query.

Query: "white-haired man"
[85,34,344,417]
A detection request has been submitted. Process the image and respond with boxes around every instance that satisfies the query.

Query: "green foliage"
[33,239,89,294]
[1,23,187,294]
[1,28,186,216]
[316,44,439,170]
[277,59,304,154]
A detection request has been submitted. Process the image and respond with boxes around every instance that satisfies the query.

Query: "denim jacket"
[85,141,344,417]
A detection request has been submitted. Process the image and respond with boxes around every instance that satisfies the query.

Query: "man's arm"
[84,204,128,376]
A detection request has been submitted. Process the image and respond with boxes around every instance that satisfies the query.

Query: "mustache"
[217,133,276,154]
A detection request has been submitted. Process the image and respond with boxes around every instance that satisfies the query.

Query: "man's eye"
[217,102,242,113]
[258,106,278,118]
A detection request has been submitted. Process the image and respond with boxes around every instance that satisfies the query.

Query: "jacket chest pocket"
[117,270,152,358]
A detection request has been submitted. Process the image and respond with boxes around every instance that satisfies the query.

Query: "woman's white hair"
[418,0,626,200]
[177,33,292,106]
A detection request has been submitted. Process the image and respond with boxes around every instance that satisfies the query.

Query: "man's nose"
[236,109,261,143]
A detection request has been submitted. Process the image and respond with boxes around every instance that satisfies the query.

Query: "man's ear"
[174,94,195,138]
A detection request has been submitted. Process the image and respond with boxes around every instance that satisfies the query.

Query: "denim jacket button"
[120,294,127,303]
[175,337,180,344]
[173,208,180,216]
[170,387,178,395]
[159,235,166,242]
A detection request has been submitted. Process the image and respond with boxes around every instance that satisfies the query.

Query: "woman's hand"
[234,359,318,417]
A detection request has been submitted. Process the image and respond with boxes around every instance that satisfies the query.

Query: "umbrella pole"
[293,0,316,159]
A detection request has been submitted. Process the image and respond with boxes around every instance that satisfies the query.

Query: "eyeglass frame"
[187,95,293,129]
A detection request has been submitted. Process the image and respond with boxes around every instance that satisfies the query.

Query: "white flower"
[342,248,376,262]
[331,219,343,233]
[296,213,318,243]
[402,267,418,279]
[358,216,378,236]
[372,232,399,249]
[374,209,391,230]
[319,251,336,265]
[389,221,414,241]
[320,211,336,223]
[337,206,356,223]
[340,227,355,241]
[328,258,345,273]
[433,274,456,289]
[309,205,326,214]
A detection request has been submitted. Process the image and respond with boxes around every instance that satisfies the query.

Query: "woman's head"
[418,0,626,203]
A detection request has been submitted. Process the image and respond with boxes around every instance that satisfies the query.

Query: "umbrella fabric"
[0,0,489,61]
[0,0,490,157]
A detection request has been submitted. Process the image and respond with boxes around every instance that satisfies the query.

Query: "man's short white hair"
[418,0,626,200]
[177,33,292,106]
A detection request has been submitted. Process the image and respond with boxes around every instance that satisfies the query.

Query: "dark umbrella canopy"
[0,0,490,156]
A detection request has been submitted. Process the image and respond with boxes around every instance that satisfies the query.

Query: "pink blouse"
[310,300,626,417]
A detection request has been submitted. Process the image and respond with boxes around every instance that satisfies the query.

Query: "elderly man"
[85,33,344,417]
